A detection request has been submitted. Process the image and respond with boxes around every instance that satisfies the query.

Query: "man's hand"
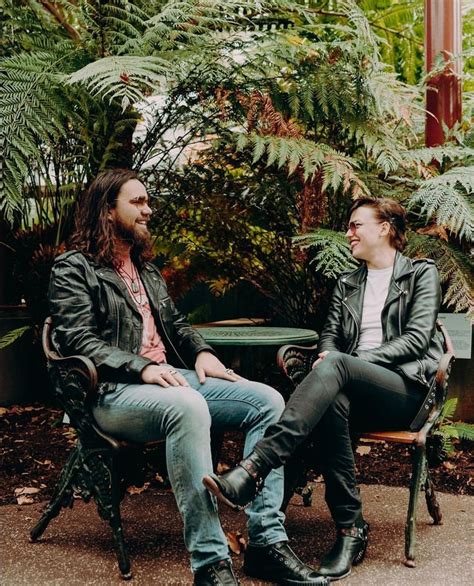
[312,350,330,369]
[141,364,190,388]
[195,351,241,384]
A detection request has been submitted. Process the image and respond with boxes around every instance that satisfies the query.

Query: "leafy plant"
[0,326,30,350]
[428,398,474,465]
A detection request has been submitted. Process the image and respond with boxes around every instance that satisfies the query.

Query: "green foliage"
[294,229,357,279]
[1,0,473,328]
[408,167,474,241]
[0,326,31,350]
[405,234,474,315]
[434,398,474,457]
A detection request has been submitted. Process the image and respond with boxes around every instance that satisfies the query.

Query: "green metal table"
[196,326,318,378]
[197,326,318,346]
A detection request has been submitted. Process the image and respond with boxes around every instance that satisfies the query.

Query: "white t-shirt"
[355,265,394,352]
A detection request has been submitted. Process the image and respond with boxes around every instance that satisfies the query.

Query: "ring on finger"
[168,370,178,375]
[225,368,234,374]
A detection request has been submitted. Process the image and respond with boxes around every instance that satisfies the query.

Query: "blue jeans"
[92,369,287,571]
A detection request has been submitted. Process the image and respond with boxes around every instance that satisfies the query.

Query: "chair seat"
[360,431,419,444]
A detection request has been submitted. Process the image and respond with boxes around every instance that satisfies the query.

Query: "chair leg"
[87,450,132,579]
[424,469,443,525]
[404,444,426,567]
[109,511,132,580]
[30,448,80,542]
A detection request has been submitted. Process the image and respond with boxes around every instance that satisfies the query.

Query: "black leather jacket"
[48,251,214,391]
[318,252,443,389]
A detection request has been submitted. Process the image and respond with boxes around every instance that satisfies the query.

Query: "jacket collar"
[94,265,141,315]
[343,251,414,289]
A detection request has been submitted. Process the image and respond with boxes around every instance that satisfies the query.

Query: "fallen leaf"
[226,531,247,555]
[14,487,41,496]
[33,459,52,466]
[0,407,8,416]
[126,482,150,495]
[217,462,231,474]
[356,446,371,456]
[443,461,455,470]
[17,495,35,505]
[155,473,165,484]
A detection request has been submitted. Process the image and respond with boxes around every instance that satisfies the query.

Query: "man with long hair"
[48,169,328,586]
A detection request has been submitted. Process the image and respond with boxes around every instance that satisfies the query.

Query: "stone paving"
[1,484,472,585]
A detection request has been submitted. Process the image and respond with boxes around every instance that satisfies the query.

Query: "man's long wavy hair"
[69,168,153,268]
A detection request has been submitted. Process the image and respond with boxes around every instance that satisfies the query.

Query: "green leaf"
[0,326,31,350]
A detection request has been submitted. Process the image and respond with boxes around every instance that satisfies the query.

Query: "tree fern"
[405,233,474,314]
[0,49,73,219]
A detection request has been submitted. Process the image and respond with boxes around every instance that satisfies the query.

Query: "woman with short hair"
[204,197,443,581]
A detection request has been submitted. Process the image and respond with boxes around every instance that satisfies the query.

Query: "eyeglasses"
[346,221,384,234]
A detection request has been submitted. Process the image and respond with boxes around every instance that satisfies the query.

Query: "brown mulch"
[0,404,472,507]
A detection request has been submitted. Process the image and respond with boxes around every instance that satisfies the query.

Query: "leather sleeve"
[355,262,441,367]
[318,279,344,353]
[49,254,153,382]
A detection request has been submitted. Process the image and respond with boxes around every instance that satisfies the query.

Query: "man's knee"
[252,382,285,419]
[165,388,212,431]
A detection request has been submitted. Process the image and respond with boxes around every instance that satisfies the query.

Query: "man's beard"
[114,219,152,258]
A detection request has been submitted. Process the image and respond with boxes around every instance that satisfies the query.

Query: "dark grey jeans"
[253,351,425,527]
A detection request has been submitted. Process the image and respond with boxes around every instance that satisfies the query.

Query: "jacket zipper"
[342,299,360,354]
[417,358,428,386]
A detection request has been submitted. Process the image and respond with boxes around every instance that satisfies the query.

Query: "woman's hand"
[312,351,330,369]
[195,351,241,384]
[141,364,190,388]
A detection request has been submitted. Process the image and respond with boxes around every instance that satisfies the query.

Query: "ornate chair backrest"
[429,319,455,422]
[42,317,107,444]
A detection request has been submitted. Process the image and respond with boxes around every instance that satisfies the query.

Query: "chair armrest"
[277,344,318,386]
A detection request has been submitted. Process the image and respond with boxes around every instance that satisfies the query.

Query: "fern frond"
[441,397,458,421]
[0,48,75,213]
[66,56,168,109]
[405,233,474,314]
[294,229,357,278]
[408,168,474,241]
[237,132,369,196]
[404,146,474,166]
[0,326,31,350]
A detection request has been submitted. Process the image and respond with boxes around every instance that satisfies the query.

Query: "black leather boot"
[194,559,239,585]
[244,541,329,585]
[203,451,271,510]
[318,522,369,581]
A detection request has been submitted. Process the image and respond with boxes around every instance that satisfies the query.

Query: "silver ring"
[225,368,234,374]
[168,370,178,375]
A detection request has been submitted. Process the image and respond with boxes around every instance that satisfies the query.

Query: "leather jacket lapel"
[382,252,414,311]
[95,265,141,316]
